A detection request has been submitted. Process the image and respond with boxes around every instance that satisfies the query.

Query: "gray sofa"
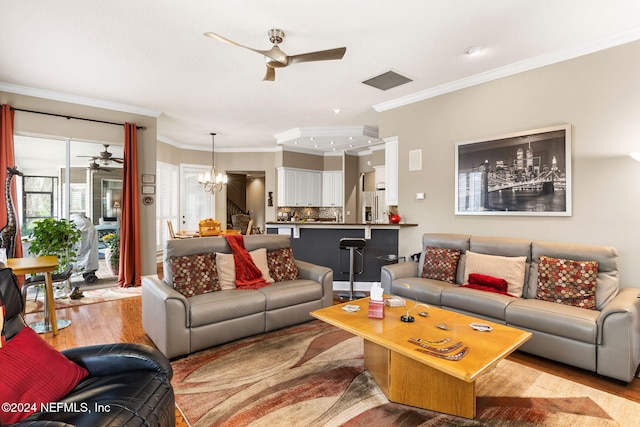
[381,233,640,383]
[142,234,333,359]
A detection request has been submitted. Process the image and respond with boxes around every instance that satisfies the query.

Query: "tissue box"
[368,299,384,319]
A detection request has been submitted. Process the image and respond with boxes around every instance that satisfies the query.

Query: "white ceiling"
[2,0,640,154]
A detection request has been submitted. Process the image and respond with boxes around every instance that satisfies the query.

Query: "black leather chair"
[0,265,176,426]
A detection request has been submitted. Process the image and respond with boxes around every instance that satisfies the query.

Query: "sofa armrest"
[597,287,640,338]
[596,287,640,382]
[381,261,419,294]
[141,275,192,359]
[62,343,173,380]
[295,260,334,307]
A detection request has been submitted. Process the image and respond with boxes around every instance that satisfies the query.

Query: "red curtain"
[118,123,141,287]
[0,105,23,259]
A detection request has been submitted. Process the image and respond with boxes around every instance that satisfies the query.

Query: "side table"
[7,256,70,335]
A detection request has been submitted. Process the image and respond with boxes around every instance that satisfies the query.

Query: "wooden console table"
[7,256,68,335]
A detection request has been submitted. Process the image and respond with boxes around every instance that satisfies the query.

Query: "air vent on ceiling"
[362,70,413,91]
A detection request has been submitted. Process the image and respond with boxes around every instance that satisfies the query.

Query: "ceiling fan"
[204,28,346,81]
[78,144,123,165]
[86,159,112,172]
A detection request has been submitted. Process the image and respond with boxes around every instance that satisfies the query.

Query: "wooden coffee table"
[311,298,532,418]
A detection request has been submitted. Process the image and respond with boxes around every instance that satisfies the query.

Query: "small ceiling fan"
[204,28,346,81]
[86,159,112,172]
[78,144,124,165]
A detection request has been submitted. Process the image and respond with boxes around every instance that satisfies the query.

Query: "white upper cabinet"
[322,171,343,206]
[384,137,399,206]
[277,167,322,206]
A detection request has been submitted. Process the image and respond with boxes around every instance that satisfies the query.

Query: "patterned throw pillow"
[170,252,220,297]
[421,246,461,284]
[267,247,299,282]
[536,255,598,310]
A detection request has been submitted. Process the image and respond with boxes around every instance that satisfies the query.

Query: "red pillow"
[468,273,509,292]
[0,327,89,424]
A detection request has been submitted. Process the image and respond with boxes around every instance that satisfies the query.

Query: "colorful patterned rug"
[24,286,141,314]
[171,321,640,426]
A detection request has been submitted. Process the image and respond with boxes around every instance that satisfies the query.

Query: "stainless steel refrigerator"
[362,190,386,223]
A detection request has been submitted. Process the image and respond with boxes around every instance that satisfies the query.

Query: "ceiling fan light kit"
[204,28,346,81]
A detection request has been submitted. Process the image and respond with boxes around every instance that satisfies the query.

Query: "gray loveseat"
[381,233,640,383]
[142,234,333,359]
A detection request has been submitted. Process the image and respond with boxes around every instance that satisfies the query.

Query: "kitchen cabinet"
[322,171,343,206]
[277,168,322,206]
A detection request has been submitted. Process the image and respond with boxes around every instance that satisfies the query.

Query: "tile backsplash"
[276,206,342,222]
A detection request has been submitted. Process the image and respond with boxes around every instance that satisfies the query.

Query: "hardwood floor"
[25,294,640,418]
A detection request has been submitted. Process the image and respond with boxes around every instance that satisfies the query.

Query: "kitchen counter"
[266,221,417,238]
[266,222,418,284]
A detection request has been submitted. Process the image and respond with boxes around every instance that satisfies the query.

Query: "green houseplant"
[101,232,120,275]
[28,217,81,274]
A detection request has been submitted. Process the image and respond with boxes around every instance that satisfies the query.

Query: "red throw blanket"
[224,234,269,290]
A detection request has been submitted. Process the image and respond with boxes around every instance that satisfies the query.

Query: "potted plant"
[102,232,120,276]
[28,217,81,274]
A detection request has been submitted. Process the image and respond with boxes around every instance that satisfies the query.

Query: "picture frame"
[455,124,572,216]
[141,185,155,195]
[141,174,155,184]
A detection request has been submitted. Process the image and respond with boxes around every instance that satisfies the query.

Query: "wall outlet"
[416,193,425,200]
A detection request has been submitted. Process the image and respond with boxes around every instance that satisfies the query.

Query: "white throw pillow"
[463,251,527,298]
[215,253,236,290]
[215,249,275,290]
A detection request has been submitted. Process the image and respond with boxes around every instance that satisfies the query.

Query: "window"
[22,176,58,233]
[156,161,179,251]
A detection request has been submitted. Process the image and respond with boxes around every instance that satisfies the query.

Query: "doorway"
[226,171,265,233]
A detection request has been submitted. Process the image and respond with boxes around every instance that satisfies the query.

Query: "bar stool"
[338,237,366,301]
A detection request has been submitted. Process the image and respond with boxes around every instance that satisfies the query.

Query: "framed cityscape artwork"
[455,124,572,216]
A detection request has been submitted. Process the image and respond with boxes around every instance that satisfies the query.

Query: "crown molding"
[373,26,640,112]
[0,81,162,117]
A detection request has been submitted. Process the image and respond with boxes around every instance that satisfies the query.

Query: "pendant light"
[198,132,228,193]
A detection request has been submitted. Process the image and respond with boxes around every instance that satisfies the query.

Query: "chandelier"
[198,132,228,193]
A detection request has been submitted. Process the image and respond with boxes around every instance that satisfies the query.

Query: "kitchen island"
[266,222,418,285]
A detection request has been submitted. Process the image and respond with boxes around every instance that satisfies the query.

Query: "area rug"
[24,286,142,314]
[172,321,640,427]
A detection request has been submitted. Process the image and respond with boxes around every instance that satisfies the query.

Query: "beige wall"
[157,141,277,224]
[1,91,158,277]
[379,40,640,288]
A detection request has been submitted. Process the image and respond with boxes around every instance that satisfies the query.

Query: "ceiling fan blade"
[288,47,346,65]
[263,66,276,81]
[204,32,285,63]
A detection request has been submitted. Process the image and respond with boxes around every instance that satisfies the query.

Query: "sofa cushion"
[529,241,619,310]
[258,280,323,310]
[0,327,89,424]
[267,247,299,281]
[189,289,265,327]
[441,286,515,320]
[391,277,455,306]
[506,298,600,344]
[169,252,220,297]
[536,255,598,310]
[421,246,461,284]
[464,251,527,298]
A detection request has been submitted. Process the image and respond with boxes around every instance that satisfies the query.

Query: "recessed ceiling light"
[332,108,341,114]
[310,137,314,141]
[464,45,485,56]
[330,141,335,145]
